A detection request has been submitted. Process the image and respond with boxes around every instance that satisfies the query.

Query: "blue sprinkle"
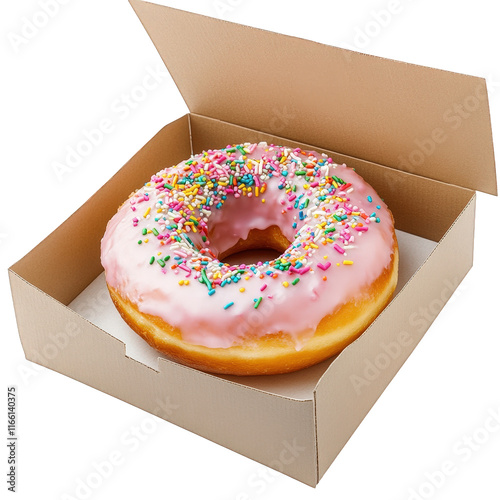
[376,205,381,209]
[208,289,216,296]
[367,195,373,202]
[224,301,234,310]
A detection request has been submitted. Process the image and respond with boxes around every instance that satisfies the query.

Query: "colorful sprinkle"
[125,142,384,317]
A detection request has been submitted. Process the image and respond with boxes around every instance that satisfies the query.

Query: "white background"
[1,0,500,499]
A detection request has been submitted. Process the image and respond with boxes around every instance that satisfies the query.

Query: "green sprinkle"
[201,268,212,289]
[254,297,263,309]
[164,255,171,262]
[152,228,159,236]
[202,235,207,242]
[138,240,142,245]
[149,256,155,265]
[158,259,165,267]
[224,302,234,310]
[142,228,147,235]
[292,278,300,286]
[295,170,307,175]
[304,198,309,208]
[324,227,336,233]
[164,183,174,190]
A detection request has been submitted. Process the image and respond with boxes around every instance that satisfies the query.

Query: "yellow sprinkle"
[255,186,259,197]
[143,207,151,218]
[144,238,149,243]
[245,276,249,280]
[282,281,289,288]
[261,198,266,203]
[323,255,328,260]
[337,263,340,266]
[343,260,354,265]
[156,208,162,213]
[157,252,162,256]
[310,243,318,249]
[239,287,245,293]
[184,280,190,285]
[178,280,184,286]
[303,184,309,189]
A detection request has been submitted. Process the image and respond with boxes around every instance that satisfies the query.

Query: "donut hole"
[219,226,291,265]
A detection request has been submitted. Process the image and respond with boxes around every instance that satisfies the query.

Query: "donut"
[101,142,398,375]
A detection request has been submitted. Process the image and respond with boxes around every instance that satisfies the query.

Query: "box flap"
[130,1,496,195]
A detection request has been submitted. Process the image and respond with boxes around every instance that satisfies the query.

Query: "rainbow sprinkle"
[126,142,384,313]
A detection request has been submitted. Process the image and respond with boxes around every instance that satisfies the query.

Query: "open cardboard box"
[9,1,497,487]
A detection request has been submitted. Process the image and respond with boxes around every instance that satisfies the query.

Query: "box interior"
[68,227,437,400]
[11,113,474,401]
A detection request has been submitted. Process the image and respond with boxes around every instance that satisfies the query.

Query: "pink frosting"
[101,143,395,349]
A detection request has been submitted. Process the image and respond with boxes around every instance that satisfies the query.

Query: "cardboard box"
[8,0,497,487]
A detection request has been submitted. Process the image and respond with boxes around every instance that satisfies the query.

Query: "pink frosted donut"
[101,142,398,375]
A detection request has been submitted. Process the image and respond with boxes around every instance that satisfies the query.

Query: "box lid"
[129,1,497,195]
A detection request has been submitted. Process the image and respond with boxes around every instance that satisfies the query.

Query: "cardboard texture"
[8,1,496,487]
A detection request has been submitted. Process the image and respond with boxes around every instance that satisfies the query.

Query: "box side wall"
[9,272,318,486]
[314,193,476,480]
[190,114,474,241]
[10,115,192,305]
